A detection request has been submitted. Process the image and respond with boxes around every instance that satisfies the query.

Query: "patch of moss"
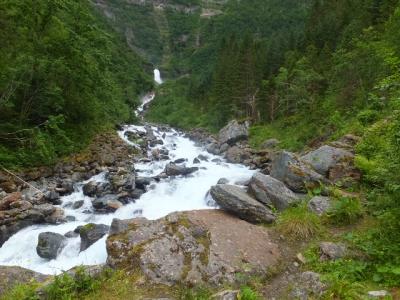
[196,232,211,266]
[181,252,193,281]
[80,223,96,235]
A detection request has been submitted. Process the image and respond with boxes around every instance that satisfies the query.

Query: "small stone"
[296,253,307,264]
[217,178,229,184]
[308,196,331,216]
[367,290,390,298]
[261,138,280,149]
[72,200,84,209]
[174,158,186,164]
[197,154,209,161]
[320,242,346,261]
[83,181,97,197]
[64,231,79,238]
[212,290,239,300]
[66,215,76,222]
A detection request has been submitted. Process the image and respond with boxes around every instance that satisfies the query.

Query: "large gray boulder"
[218,120,248,145]
[164,163,198,176]
[248,173,299,210]
[36,232,67,259]
[270,151,326,193]
[79,223,109,252]
[210,184,276,223]
[225,146,251,164]
[106,210,281,286]
[301,145,354,176]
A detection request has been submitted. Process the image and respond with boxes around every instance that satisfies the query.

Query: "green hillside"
[0,0,153,168]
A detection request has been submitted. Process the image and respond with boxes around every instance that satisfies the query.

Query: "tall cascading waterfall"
[154,68,163,84]
[135,69,161,118]
[0,68,256,275]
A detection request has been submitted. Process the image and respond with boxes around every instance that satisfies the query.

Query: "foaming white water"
[135,93,155,117]
[0,125,255,275]
[154,68,163,84]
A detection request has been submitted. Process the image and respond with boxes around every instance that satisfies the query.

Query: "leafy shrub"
[44,267,100,300]
[356,109,379,126]
[277,202,322,240]
[0,282,39,300]
[326,197,363,225]
[322,277,365,300]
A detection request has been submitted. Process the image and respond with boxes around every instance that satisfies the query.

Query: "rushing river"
[0,70,255,275]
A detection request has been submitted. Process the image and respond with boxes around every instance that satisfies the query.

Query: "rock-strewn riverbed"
[0,115,362,297]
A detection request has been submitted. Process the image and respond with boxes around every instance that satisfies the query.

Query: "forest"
[0,0,152,168]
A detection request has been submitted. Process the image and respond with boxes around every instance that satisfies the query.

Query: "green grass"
[277,202,323,240]
[240,286,261,300]
[325,197,364,225]
[0,283,40,300]
[0,267,268,300]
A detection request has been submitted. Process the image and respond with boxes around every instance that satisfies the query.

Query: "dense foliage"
[145,0,311,129]
[0,0,152,168]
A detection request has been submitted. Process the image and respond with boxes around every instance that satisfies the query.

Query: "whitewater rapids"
[0,122,255,275]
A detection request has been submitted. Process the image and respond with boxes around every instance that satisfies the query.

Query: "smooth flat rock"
[106,210,281,286]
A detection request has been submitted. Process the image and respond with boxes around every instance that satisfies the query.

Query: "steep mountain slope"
[0,0,153,168]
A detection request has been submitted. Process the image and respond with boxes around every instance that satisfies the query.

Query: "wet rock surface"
[36,232,67,259]
[106,210,281,286]
[79,223,110,252]
[164,162,199,176]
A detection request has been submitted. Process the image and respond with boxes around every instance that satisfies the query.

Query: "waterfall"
[154,68,163,84]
